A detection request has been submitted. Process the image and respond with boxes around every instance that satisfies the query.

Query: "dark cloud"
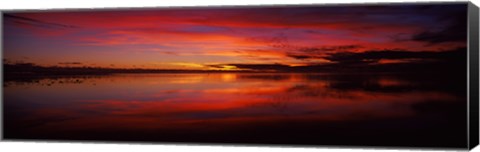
[411,21,467,44]
[298,45,362,53]
[208,47,466,73]
[410,6,467,44]
[207,63,292,71]
[325,47,466,64]
[286,45,363,60]
[4,14,78,29]
[58,62,83,65]
[286,54,311,60]
[206,64,224,69]
[228,63,291,71]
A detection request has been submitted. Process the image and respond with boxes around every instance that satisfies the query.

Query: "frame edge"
[468,1,479,150]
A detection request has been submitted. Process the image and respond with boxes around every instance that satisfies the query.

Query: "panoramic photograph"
[2,3,469,148]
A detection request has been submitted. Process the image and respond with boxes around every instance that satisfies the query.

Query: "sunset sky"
[3,4,467,70]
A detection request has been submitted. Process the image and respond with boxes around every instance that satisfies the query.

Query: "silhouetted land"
[2,62,241,82]
[3,47,467,83]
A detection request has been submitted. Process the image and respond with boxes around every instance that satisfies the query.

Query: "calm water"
[3,73,467,147]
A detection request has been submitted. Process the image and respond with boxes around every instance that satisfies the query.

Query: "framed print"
[1,1,479,150]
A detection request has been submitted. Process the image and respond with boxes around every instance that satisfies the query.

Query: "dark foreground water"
[3,73,467,148]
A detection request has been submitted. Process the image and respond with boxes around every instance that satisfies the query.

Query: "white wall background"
[0,0,478,152]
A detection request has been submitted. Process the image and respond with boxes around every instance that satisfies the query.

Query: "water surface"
[3,73,467,147]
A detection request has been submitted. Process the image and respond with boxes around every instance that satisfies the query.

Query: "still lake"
[3,73,467,147]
